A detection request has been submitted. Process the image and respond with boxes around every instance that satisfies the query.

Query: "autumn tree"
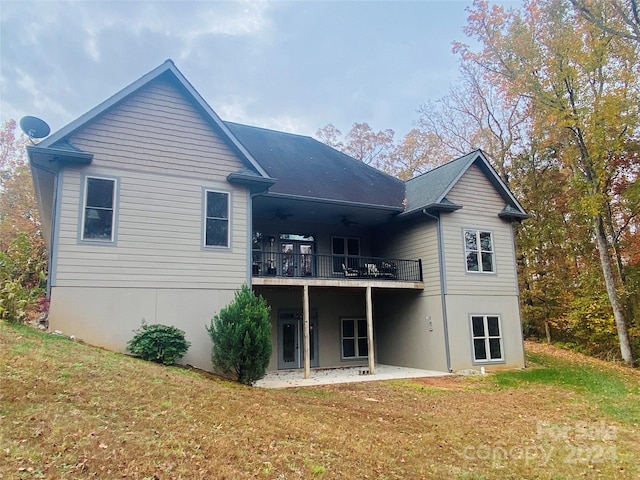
[316,124,344,151]
[457,0,639,365]
[317,122,444,179]
[385,129,442,180]
[0,120,47,322]
[511,147,596,343]
[316,122,395,171]
[570,0,640,42]
[417,62,530,187]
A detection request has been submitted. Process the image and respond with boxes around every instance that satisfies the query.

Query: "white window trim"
[463,228,495,274]
[79,174,119,245]
[340,317,368,360]
[470,314,505,363]
[202,188,231,249]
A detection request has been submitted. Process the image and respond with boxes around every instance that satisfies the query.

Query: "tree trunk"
[594,215,634,366]
[544,320,552,344]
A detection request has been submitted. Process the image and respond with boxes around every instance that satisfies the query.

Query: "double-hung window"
[81,176,117,242]
[341,318,368,359]
[332,237,360,273]
[204,190,230,248]
[471,315,503,362]
[464,229,494,273]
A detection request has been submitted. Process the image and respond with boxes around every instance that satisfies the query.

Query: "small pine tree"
[207,284,272,385]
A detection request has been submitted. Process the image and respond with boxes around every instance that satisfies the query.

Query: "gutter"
[422,209,453,373]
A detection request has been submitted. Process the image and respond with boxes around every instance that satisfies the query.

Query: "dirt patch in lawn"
[402,375,472,390]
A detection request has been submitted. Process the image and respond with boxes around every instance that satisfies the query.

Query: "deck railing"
[252,252,423,282]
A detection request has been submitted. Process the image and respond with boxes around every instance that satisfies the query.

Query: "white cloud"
[14,68,74,123]
[72,1,273,62]
[215,98,314,136]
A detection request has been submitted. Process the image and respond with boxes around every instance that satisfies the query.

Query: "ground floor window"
[471,315,503,362]
[341,318,368,359]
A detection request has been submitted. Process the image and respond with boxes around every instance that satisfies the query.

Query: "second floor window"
[82,176,117,242]
[204,190,229,248]
[332,236,360,272]
[464,229,494,273]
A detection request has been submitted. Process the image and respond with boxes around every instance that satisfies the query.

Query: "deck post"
[303,284,310,379]
[366,286,375,374]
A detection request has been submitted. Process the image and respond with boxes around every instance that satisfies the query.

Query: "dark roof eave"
[27,145,93,165]
[227,172,277,193]
[261,191,404,212]
[399,202,464,218]
[498,211,531,221]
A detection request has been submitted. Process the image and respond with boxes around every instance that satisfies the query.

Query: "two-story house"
[28,60,528,377]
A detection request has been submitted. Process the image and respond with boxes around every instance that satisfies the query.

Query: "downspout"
[48,172,59,299]
[422,209,452,373]
[31,162,60,300]
[247,191,260,289]
[511,219,528,368]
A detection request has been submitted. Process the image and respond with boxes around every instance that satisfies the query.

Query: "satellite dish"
[19,116,50,144]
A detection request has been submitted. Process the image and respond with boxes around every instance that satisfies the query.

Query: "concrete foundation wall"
[48,285,240,371]
[375,290,449,372]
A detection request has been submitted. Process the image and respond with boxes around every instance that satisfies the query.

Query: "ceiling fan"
[272,209,293,220]
[339,216,359,227]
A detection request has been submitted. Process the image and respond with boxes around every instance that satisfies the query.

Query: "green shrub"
[126,322,191,365]
[0,233,47,324]
[207,284,272,385]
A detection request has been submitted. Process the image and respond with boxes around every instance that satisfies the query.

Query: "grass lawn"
[1,322,639,479]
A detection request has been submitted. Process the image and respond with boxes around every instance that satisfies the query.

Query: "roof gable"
[404,150,528,219]
[38,60,271,181]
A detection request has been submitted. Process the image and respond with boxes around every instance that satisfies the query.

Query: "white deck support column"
[366,285,375,374]
[303,284,310,379]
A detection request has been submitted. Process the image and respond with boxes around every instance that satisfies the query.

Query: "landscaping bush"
[127,322,191,365]
[207,284,271,385]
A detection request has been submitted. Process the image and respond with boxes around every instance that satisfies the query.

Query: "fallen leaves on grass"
[1,325,639,479]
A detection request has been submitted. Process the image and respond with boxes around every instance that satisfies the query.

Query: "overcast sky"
[1,0,475,141]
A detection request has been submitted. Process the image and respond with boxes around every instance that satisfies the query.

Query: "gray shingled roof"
[404,151,477,213]
[404,150,528,219]
[225,122,406,209]
[406,152,478,213]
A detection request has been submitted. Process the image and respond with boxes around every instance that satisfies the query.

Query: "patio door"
[277,309,319,369]
[281,241,314,277]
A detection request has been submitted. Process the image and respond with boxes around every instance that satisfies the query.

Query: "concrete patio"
[255,364,449,388]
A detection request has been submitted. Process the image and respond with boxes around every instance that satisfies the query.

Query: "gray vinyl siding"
[68,78,242,177]
[441,164,518,296]
[52,78,249,289]
[375,217,440,293]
